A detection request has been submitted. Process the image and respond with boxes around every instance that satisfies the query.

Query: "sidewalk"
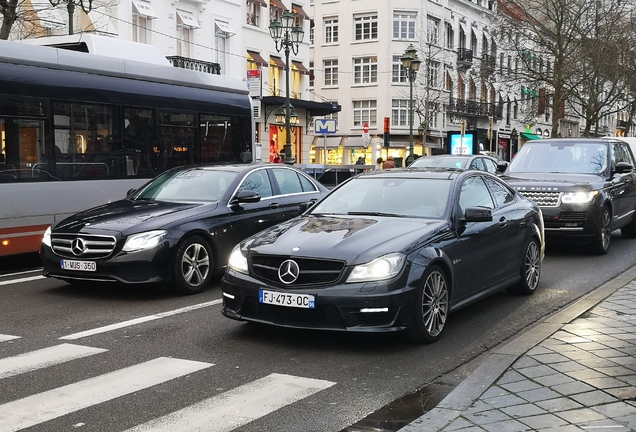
[399,266,636,432]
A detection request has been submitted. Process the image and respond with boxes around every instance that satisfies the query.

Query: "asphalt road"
[1,233,635,432]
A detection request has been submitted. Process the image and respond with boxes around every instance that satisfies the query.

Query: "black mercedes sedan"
[221,168,544,343]
[40,164,329,294]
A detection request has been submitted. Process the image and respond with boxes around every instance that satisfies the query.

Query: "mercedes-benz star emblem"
[278,259,300,284]
[71,238,86,256]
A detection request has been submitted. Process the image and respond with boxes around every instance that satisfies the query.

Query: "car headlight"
[228,244,248,274]
[346,253,405,283]
[122,230,167,252]
[42,226,51,247]
[561,191,598,204]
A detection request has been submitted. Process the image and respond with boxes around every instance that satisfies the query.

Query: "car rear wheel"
[509,237,541,295]
[590,206,611,255]
[407,265,449,344]
[171,235,214,295]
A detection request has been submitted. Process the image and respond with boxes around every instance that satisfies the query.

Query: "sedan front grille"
[518,191,560,207]
[51,233,117,259]
[251,255,345,287]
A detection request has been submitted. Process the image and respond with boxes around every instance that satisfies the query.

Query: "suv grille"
[251,255,345,287]
[51,234,117,259]
[518,191,560,207]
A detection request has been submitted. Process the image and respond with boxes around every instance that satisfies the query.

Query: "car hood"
[502,172,605,192]
[53,200,218,235]
[246,215,447,265]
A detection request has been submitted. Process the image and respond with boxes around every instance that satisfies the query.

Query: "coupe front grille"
[51,233,117,259]
[251,255,345,287]
[518,191,560,207]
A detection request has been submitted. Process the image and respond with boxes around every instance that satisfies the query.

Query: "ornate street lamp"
[269,11,304,163]
[401,44,421,166]
[49,0,93,35]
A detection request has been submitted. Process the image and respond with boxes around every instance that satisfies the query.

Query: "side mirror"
[299,199,318,213]
[126,188,136,197]
[496,162,509,173]
[463,206,493,222]
[615,161,633,174]
[230,189,261,205]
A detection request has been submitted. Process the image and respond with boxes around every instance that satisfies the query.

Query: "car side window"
[240,170,273,198]
[484,177,515,208]
[272,168,304,195]
[482,158,497,174]
[298,173,318,192]
[459,176,495,213]
[469,158,485,171]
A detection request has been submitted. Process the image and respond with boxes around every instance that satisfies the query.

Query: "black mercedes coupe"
[221,167,544,343]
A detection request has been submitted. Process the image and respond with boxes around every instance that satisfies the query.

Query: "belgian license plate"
[61,259,96,272]
[259,289,315,309]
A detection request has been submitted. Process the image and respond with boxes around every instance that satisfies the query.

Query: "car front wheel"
[590,206,611,255]
[407,265,449,344]
[171,235,214,295]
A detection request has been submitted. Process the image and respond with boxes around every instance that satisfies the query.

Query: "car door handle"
[269,202,281,209]
[498,217,507,227]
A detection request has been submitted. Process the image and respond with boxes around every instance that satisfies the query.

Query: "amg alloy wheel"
[511,237,541,295]
[408,265,449,344]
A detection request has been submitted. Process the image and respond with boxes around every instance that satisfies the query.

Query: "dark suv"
[499,138,636,254]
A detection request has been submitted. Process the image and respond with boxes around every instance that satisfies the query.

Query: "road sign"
[315,119,337,135]
[363,123,369,134]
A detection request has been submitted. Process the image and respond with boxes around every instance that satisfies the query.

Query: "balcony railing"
[166,56,221,75]
[457,48,473,69]
[447,97,503,120]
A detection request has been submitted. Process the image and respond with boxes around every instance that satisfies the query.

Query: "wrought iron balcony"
[166,56,221,75]
[457,48,473,69]
[446,97,503,120]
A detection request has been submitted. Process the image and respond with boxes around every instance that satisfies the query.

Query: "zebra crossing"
[0,334,336,432]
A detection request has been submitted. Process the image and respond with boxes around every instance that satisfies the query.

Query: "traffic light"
[383,117,390,148]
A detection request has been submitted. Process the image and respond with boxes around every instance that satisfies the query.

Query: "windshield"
[509,142,609,175]
[311,177,451,219]
[410,156,469,169]
[132,168,238,202]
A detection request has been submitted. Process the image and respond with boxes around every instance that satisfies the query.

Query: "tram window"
[0,117,46,182]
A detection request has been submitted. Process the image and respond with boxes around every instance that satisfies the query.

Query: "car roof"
[524,138,612,145]
[355,167,464,180]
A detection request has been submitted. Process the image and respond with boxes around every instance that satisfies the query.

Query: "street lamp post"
[49,0,93,35]
[269,11,304,164]
[510,127,518,162]
[400,44,421,166]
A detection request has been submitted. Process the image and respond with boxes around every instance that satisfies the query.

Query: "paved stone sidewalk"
[400,274,636,432]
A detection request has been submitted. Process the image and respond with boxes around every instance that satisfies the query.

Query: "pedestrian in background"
[382,155,396,169]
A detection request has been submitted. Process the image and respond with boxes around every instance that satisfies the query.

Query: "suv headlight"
[228,244,248,274]
[122,230,167,252]
[346,253,405,283]
[561,191,598,204]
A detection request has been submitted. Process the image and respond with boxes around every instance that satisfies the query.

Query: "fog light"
[359,307,389,313]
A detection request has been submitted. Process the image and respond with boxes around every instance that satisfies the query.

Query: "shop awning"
[521,132,541,141]
[176,10,200,29]
[311,136,343,148]
[292,4,310,19]
[215,21,235,37]
[270,56,286,70]
[270,0,287,11]
[247,51,268,67]
[262,96,341,117]
[132,0,158,19]
[292,61,310,75]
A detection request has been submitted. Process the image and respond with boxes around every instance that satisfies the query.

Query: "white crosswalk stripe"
[0,343,107,379]
[0,357,214,432]
[124,373,337,432]
[0,335,20,343]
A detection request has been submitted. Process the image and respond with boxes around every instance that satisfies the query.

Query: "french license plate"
[259,289,315,309]
[61,259,96,272]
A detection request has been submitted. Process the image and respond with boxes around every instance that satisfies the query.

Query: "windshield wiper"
[346,211,406,217]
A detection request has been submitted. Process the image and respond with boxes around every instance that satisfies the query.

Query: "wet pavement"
[399,265,636,432]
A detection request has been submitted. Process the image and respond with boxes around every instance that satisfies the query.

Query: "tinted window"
[484,177,515,208]
[240,170,273,198]
[459,176,494,212]
[272,168,304,194]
